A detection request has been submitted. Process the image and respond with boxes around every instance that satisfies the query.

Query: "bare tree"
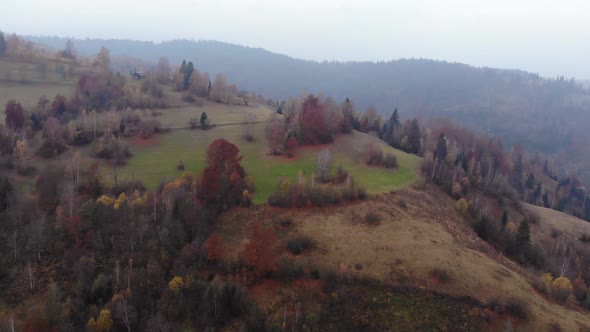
[28,212,46,261]
[114,293,137,332]
[243,113,257,141]
[316,149,332,183]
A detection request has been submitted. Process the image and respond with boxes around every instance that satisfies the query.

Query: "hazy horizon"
[1,0,589,80]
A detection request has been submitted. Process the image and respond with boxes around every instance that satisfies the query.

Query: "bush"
[579,233,590,243]
[455,198,469,213]
[138,119,161,138]
[382,153,399,168]
[285,235,314,255]
[505,297,528,319]
[398,199,407,209]
[429,268,451,283]
[188,118,199,129]
[572,276,588,302]
[552,277,573,303]
[365,210,381,225]
[94,137,131,163]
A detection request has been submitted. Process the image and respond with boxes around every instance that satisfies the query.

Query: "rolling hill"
[24,36,590,183]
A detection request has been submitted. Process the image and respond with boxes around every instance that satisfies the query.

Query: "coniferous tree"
[179,60,187,74]
[434,132,448,161]
[382,108,400,147]
[516,218,531,246]
[406,119,421,155]
[0,32,6,55]
[183,61,194,90]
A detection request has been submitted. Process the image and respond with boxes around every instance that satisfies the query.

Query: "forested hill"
[24,36,590,177]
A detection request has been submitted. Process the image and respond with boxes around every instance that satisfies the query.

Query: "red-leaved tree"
[199,139,251,211]
[300,95,331,145]
[204,234,224,261]
[243,223,278,276]
[5,99,25,130]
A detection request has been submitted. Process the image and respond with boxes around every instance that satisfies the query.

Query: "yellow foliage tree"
[552,276,573,302]
[539,272,554,295]
[168,276,184,295]
[97,195,115,206]
[114,192,127,209]
[88,309,113,332]
[455,198,469,213]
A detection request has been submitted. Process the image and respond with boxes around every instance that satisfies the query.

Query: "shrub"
[365,144,383,166]
[552,277,573,303]
[536,273,553,295]
[138,119,161,138]
[455,198,469,213]
[398,199,407,209]
[285,235,314,255]
[188,118,199,129]
[276,256,304,279]
[579,233,590,244]
[572,276,587,302]
[429,268,451,283]
[382,153,398,168]
[94,138,131,164]
[365,210,381,225]
[505,297,528,319]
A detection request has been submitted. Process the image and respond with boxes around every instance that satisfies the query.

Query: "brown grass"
[216,186,590,331]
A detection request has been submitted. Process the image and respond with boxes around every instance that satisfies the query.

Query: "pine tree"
[200,112,208,128]
[0,32,6,55]
[501,211,508,227]
[516,218,531,246]
[434,132,448,161]
[406,119,421,154]
[525,173,536,190]
[183,61,194,90]
[179,60,187,74]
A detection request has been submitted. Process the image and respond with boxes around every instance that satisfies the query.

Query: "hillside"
[216,185,590,331]
[24,36,590,183]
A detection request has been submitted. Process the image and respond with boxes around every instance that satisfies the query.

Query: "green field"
[110,122,420,204]
[157,103,274,128]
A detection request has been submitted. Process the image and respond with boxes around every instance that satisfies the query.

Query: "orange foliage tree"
[204,233,224,261]
[243,223,278,276]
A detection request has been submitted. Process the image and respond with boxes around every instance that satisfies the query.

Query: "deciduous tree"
[5,100,25,130]
[243,223,278,276]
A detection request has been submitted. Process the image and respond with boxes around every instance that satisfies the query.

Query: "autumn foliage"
[204,233,225,261]
[5,99,25,130]
[300,95,332,145]
[243,223,278,276]
[198,139,252,211]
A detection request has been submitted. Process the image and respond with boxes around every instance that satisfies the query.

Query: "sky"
[1,0,589,79]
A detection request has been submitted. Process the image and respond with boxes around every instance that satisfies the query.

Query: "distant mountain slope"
[24,36,590,177]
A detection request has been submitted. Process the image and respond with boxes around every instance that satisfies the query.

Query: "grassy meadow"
[112,123,419,204]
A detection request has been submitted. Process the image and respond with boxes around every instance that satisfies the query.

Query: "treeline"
[418,118,590,310]
[0,139,266,331]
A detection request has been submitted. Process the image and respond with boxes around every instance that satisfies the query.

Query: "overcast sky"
[1,0,589,79]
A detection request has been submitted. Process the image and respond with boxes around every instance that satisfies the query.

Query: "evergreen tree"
[434,132,448,161]
[516,218,531,246]
[383,107,400,147]
[405,119,421,155]
[200,112,208,128]
[501,211,508,227]
[179,60,187,74]
[525,173,536,190]
[0,32,6,55]
[183,61,195,89]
